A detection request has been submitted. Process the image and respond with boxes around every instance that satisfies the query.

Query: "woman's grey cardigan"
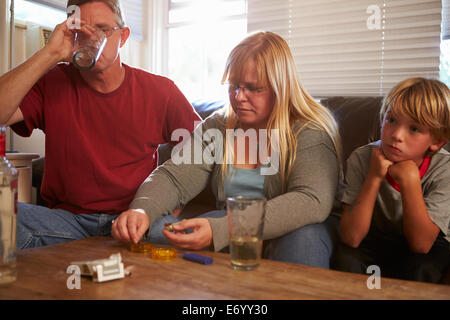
[130,111,340,252]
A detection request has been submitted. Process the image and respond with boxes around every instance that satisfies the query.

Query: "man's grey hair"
[67,0,126,27]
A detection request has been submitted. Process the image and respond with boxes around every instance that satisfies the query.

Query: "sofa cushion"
[190,99,227,120]
[321,96,384,163]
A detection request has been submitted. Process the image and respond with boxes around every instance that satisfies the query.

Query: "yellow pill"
[151,247,177,261]
[130,242,154,254]
[164,220,187,232]
[164,223,175,232]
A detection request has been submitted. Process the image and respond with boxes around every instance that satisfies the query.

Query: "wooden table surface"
[0,236,449,300]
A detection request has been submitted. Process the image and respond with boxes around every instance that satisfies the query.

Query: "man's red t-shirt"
[11,63,200,215]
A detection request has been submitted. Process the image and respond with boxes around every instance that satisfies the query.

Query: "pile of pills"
[129,242,154,254]
[151,248,177,261]
[130,242,177,261]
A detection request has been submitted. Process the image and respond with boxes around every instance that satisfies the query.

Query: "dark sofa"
[31,97,450,284]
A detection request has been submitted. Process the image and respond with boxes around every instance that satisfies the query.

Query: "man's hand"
[44,19,96,63]
[163,218,213,250]
[111,209,150,244]
[368,147,394,180]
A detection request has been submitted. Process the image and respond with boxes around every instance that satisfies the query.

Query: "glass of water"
[72,27,107,70]
[226,197,266,271]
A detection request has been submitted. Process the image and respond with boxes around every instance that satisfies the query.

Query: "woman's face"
[228,61,275,130]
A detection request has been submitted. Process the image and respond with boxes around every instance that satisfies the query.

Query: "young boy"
[333,77,450,283]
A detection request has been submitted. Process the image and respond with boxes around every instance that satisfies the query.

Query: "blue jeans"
[145,210,340,269]
[263,215,340,268]
[17,203,204,249]
[18,202,340,269]
[17,202,119,249]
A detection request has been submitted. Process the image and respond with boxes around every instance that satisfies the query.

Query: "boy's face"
[380,110,444,166]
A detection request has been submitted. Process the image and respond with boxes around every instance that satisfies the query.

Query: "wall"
[0,0,11,75]
[121,37,150,71]
[10,20,46,157]
[0,0,12,151]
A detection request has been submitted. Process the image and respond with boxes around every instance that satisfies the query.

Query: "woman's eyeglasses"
[227,84,266,96]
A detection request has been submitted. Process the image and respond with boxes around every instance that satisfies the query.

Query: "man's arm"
[0,20,83,125]
[0,49,57,125]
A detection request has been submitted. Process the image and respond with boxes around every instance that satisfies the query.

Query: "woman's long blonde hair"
[221,31,342,190]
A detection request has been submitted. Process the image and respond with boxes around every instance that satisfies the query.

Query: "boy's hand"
[368,147,393,180]
[388,160,420,185]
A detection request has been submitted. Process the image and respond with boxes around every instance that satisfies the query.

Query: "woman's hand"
[163,218,213,250]
[111,209,150,244]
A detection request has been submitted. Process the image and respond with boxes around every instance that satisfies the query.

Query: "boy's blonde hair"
[67,0,126,28]
[221,31,342,189]
[380,77,450,145]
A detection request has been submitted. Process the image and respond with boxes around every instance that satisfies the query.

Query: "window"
[441,39,450,85]
[441,0,450,85]
[15,0,66,28]
[163,0,247,101]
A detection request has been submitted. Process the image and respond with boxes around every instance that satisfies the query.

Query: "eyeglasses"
[227,84,266,97]
[96,25,122,38]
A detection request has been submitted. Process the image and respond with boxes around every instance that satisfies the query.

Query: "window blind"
[121,0,144,40]
[27,0,144,40]
[29,0,67,10]
[248,0,442,97]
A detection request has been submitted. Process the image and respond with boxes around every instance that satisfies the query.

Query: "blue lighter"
[182,253,213,265]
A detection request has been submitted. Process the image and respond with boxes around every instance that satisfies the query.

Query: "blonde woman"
[112,32,342,267]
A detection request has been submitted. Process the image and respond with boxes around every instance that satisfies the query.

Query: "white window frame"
[150,0,169,76]
[153,0,247,77]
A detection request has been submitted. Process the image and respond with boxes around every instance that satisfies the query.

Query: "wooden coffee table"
[0,236,448,300]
